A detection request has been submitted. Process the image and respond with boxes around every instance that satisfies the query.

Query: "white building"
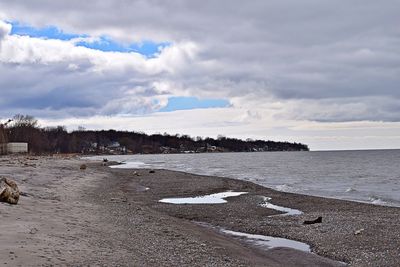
[6,143,28,153]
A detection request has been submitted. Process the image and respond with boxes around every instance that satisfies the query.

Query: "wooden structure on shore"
[0,125,7,154]
[0,143,6,155]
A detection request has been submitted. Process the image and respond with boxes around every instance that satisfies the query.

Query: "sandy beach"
[1,156,399,266]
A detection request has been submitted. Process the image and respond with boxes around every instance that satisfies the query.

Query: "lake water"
[87,150,400,207]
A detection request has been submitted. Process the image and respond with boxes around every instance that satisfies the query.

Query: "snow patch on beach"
[221,229,311,252]
[159,191,247,204]
[196,221,311,253]
[260,197,303,216]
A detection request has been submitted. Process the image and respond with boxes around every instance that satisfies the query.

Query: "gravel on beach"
[1,155,399,266]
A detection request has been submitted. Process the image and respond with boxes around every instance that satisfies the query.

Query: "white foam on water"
[275,184,297,193]
[159,191,248,204]
[260,197,303,216]
[345,187,357,193]
[221,229,311,252]
[369,196,386,205]
[109,161,147,169]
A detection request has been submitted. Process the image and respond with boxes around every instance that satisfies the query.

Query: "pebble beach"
[1,155,399,266]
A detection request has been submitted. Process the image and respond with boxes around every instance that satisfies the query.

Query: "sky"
[0,0,399,151]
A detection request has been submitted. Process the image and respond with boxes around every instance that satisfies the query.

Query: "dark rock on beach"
[303,216,323,225]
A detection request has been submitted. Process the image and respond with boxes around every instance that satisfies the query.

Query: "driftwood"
[303,216,322,225]
[0,177,20,204]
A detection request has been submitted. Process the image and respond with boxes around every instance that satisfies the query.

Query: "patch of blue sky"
[159,97,230,112]
[75,37,170,57]
[9,21,170,57]
[9,21,84,40]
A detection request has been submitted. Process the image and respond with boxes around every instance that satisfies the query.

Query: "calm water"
[87,150,400,207]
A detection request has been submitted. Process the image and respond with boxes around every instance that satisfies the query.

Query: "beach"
[1,156,399,266]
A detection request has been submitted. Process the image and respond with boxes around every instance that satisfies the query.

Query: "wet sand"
[1,156,399,266]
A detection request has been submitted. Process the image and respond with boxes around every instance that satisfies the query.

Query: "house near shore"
[87,141,127,154]
[0,142,28,155]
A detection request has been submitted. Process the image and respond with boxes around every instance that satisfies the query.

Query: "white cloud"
[1,1,400,121]
[0,21,201,117]
[0,1,400,149]
[0,20,10,38]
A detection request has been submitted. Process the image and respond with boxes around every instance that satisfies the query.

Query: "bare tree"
[11,114,38,128]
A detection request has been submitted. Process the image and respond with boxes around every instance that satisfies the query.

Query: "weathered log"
[0,177,20,204]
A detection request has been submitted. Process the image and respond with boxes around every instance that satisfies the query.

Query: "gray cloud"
[0,1,400,122]
[0,56,167,118]
[276,97,400,122]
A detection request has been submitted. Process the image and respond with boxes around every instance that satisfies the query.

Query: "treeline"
[2,114,309,154]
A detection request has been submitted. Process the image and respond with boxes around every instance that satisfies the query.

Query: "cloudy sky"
[0,0,399,150]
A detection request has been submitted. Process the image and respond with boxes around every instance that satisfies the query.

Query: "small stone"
[355,228,365,235]
[149,170,155,174]
[80,164,87,170]
[29,228,38,234]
